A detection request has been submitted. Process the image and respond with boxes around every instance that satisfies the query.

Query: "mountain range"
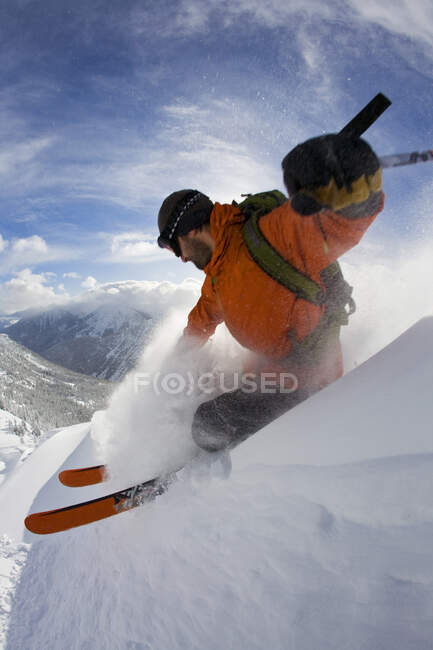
[2,304,155,381]
[0,334,114,432]
[0,279,201,381]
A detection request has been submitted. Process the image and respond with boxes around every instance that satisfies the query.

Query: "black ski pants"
[191,386,311,452]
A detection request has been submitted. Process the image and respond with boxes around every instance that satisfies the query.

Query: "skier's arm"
[183,274,223,343]
[278,133,384,267]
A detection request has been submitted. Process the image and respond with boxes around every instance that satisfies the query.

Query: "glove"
[281,133,382,216]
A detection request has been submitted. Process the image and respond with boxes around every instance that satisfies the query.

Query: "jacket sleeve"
[184,274,223,342]
[262,189,385,275]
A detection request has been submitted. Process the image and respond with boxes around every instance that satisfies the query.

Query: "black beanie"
[158,190,213,238]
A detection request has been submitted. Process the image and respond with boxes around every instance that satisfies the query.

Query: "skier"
[25,131,390,536]
[157,133,384,454]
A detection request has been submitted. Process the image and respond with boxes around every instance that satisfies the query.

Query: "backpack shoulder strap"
[239,190,356,364]
[242,212,325,306]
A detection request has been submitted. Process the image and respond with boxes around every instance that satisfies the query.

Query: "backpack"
[236,190,356,364]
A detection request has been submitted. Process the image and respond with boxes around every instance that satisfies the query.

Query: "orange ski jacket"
[185,195,384,388]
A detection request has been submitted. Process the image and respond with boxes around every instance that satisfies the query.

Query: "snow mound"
[235,316,433,468]
[2,318,433,649]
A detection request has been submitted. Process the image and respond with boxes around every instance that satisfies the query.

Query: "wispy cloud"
[0,0,430,288]
[352,0,433,50]
[0,136,54,178]
[131,0,433,56]
[131,0,330,38]
[0,95,282,212]
[1,1,427,219]
[154,99,282,203]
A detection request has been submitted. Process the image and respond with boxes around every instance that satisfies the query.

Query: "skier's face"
[178,230,214,270]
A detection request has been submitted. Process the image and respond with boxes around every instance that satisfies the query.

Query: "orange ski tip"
[25,495,118,534]
[59,464,108,487]
[25,513,53,535]
[25,473,174,534]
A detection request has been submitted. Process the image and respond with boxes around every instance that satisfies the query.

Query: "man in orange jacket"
[157,134,384,453]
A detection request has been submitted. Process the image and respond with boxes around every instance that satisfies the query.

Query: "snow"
[0,422,90,541]
[0,537,27,647]
[0,318,433,648]
[236,317,433,468]
[0,410,32,488]
[21,355,50,372]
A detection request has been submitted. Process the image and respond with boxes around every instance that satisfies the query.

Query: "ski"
[59,464,109,487]
[25,473,176,535]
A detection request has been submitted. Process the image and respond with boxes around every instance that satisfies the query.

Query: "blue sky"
[0,0,432,314]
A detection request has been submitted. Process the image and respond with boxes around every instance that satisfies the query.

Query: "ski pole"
[339,93,432,171]
[340,92,392,138]
[379,149,433,169]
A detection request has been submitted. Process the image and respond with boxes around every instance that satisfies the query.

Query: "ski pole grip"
[339,92,391,138]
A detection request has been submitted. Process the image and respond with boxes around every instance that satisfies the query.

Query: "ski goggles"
[157,190,202,258]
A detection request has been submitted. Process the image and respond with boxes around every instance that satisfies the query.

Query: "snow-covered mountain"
[0,317,432,649]
[0,334,114,432]
[1,279,201,381]
[2,305,154,381]
[0,317,17,330]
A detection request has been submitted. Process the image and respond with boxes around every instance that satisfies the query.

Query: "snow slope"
[1,318,433,649]
[0,409,35,645]
[0,411,91,645]
[0,409,32,488]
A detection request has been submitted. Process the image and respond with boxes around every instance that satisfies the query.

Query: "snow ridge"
[0,318,432,649]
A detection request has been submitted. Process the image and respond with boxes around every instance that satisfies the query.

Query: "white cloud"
[63,272,81,279]
[105,232,168,264]
[71,278,202,317]
[0,271,201,317]
[0,268,70,314]
[0,234,79,275]
[11,234,48,255]
[81,276,99,290]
